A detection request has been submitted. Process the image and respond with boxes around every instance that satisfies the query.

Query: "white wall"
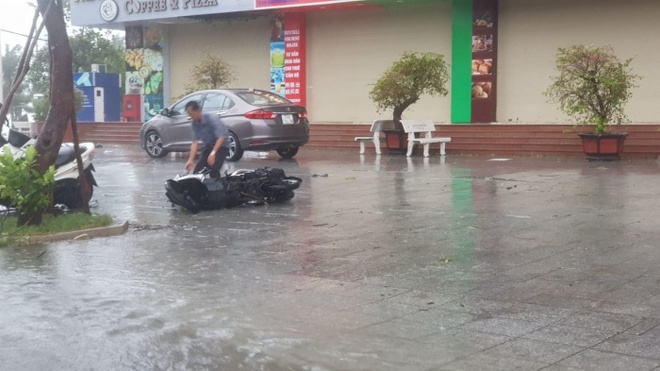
[166,2,453,124]
[498,0,660,123]
[167,18,271,103]
[166,0,660,125]
[307,2,453,124]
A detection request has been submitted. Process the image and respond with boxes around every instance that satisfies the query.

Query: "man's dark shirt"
[191,112,229,149]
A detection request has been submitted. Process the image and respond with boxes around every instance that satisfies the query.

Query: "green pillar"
[451,0,472,124]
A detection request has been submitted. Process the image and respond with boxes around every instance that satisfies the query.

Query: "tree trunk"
[34,0,73,176]
[69,109,91,214]
[392,97,418,131]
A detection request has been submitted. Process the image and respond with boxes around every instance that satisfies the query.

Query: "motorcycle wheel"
[276,147,299,159]
[53,176,93,210]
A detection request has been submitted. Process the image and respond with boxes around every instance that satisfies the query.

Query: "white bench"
[401,120,451,157]
[354,120,387,155]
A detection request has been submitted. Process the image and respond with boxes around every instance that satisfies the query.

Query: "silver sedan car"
[140,89,310,161]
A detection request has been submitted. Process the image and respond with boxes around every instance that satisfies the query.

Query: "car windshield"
[235,90,291,106]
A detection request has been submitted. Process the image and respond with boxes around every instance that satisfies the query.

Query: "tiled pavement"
[1,145,660,370]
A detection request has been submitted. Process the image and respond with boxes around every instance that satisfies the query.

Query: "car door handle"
[216,112,226,116]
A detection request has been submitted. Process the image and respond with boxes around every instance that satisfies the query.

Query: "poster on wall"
[471,0,498,123]
[269,13,306,106]
[125,26,165,121]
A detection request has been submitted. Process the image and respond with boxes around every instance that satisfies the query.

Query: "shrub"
[369,52,450,126]
[0,147,55,225]
[545,45,640,134]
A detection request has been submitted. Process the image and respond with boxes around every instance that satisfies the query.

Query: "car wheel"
[226,132,244,162]
[145,131,168,158]
[276,147,299,159]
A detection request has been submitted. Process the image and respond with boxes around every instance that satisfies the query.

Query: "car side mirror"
[160,108,170,116]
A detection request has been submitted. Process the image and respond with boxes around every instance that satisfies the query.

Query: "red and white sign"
[256,0,358,10]
[282,13,306,105]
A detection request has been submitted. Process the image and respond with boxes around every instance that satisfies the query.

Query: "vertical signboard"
[270,13,306,106]
[471,0,498,123]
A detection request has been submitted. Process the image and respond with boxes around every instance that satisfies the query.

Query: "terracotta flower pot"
[577,132,628,160]
[383,129,407,154]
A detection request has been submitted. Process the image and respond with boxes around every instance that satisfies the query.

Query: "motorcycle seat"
[55,146,76,169]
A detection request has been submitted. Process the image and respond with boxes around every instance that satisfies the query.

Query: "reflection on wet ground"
[2,145,660,370]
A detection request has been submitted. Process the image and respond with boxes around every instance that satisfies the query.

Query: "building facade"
[71,0,659,126]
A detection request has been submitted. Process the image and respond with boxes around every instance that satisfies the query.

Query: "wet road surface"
[2,145,660,370]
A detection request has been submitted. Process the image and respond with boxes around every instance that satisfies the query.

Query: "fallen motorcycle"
[164,167,302,213]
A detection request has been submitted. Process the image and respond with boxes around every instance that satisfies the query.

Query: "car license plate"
[282,114,294,125]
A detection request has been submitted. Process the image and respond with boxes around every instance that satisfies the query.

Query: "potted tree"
[545,44,640,160]
[369,52,449,153]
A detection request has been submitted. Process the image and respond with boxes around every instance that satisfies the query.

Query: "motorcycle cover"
[165,167,302,213]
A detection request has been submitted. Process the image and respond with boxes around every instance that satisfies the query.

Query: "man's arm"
[207,136,225,166]
[210,136,224,156]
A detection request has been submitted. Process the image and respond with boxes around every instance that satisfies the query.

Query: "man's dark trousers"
[193,146,229,178]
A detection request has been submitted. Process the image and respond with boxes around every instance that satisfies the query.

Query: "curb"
[27,220,130,244]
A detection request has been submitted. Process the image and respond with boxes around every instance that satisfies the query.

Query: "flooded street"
[2,145,660,370]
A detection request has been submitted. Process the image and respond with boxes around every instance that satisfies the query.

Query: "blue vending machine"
[73,72,121,122]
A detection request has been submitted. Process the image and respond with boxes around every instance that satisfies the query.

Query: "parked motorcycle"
[0,122,97,209]
[165,167,302,213]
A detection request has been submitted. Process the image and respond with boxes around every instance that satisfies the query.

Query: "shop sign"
[256,0,358,10]
[95,0,221,21]
[124,0,218,14]
[72,0,248,26]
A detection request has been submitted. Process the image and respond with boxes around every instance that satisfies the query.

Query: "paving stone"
[489,302,577,326]
[595,332,660,360]
[459,316,547,337]
[379,289,462,310]
[557,349,660,371]
[523,324,617,348]
[436,353,549,371]
[469,278,566,302]
[419,328,511,352]
[553,310,642,332]
[592,277,660,303]
[402,307,477,331]
[355,317,448,340]
[525,294,605,311]
[485,338,582,364]
[438,296,515,315]
[624,318,660,335]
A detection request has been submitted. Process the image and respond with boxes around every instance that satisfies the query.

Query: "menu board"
[269,13,306,106]
[471,0,498,123]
